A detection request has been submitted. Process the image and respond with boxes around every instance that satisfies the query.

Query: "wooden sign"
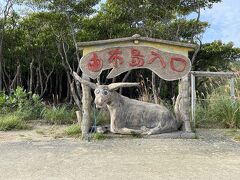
[80,46,191,81]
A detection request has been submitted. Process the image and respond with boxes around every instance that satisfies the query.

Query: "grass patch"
[0,114,30,131]
[225,129,240,141]
[65,124,81,137]
[196,84,240,129]
[91,132,105,140]
[41,106,76,125]
[233,134,240,141]
[225,129,238,136]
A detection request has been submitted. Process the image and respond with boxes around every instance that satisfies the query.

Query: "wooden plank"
[77,35,197,49]
[191,71,236,77]
[81,74,92,140]
[191,73,196,130]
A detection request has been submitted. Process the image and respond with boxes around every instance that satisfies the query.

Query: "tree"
[0,0,13,91]
[194,41,240,71]
[193,41,240,96]
[80,0,220,103]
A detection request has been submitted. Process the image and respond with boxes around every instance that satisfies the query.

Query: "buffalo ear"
[73,72,97,89]
[108,83,139,91]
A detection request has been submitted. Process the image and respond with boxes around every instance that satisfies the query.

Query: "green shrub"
[0,87,44,120]
[196,85,240,128]
[0,114,30,131]
[209,98,240,128]
[17,92,44,120]
[41,106,76,125]
[65,124,81,137]
[0,91,16,114]
[92,132,105,140]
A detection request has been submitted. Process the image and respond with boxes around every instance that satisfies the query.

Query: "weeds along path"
[0,129,240,180]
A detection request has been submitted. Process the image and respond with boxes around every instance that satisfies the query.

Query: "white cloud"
[201,0,240,47]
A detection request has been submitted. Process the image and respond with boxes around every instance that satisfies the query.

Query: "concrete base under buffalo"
[145,131,197,139]
[97,131,197,139]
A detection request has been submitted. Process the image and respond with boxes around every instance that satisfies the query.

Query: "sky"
[200,0,240,47]
[1,0,240,47]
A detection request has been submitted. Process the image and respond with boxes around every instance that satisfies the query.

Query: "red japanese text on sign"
[170,57,187,72]
[128,48,144,67]
[87,53,103,72]
[81,46,191,81]
[147,51,166,68]
[108,48,123,68]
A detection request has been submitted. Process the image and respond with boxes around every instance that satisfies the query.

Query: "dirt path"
[0,129,240,180]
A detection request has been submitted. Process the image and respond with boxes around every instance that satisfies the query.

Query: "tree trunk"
[70,81,82,110]
[76,110,82,126]
[38,66,43,95]
[174,75,192,132]
[10,64,21,90]
[81,74,92,140]
[2,61,10,91]
[66,79,70,102]
[0,29,4,91]
[54,73,57,97]
[120,70,132,94]
[152,72,158,104]
[76,81,82,98]
[49,76,52,95]
[40,67,54,98]
[0,0,13,91]
[35,67,39,93]
[29,59,34,93]
[0,47,2,91]
[59,73,62,100]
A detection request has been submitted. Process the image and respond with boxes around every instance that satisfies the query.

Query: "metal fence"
[190,71,237,129]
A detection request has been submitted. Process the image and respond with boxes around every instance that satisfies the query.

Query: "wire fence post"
[230,77,235,102]
[191,73,196,130]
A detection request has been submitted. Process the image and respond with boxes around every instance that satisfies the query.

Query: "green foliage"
[2,0,237,122]
[41,106,76,125]
[233,134,240,141]
[1,0,228,106]
[65,124,81,137]
[0,87,44,120]
[80,0,218,41]
[225,129,240,141]
[1,87,78,125]
[196,85,240,129]
[15,90,44,120]
[194,41,240,72]
[0,114,30,131]
[91,132,105,140]
[193,41,240,99]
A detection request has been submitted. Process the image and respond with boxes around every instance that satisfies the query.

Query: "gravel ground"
[0,129,240,180]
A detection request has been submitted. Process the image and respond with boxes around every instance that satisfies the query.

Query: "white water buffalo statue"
[73,72,182,135]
